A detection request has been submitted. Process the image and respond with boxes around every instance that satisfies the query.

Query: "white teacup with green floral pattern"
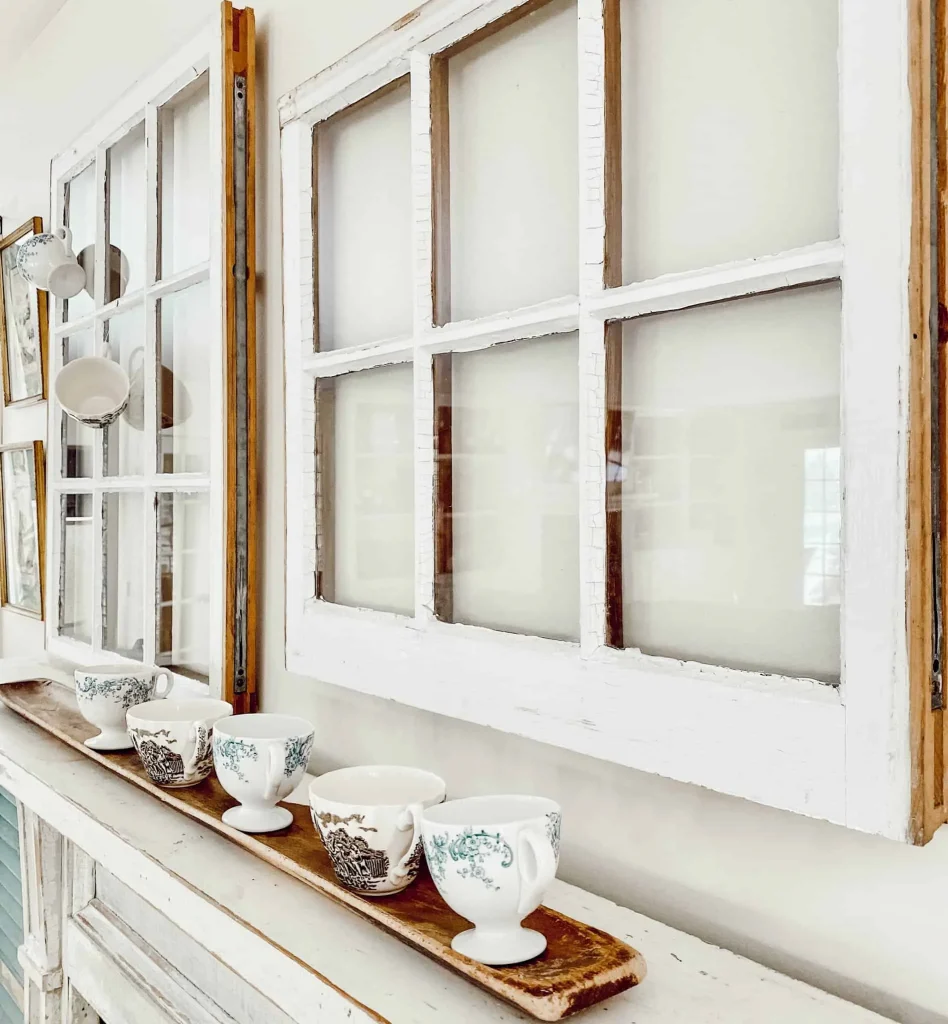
[213,714,315,834]
[422,795,561,966]
[75,666,172,751]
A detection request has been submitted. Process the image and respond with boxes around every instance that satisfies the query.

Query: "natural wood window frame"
[282,0,930,839]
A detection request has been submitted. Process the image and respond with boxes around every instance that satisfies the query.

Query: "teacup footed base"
[152,776,209,789]
[222,803,293,834]
[84,729,133,751]
[451,926,547,966]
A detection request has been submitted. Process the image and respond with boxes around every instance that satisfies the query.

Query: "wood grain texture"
[0,680,646,1022]
[222,1,257,714]
[907,0,945,843]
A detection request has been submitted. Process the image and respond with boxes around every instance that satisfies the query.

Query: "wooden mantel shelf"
[0,700,888,1024]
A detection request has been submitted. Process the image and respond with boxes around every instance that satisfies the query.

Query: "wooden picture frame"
[0,219,48,407]
[0,441,46,620]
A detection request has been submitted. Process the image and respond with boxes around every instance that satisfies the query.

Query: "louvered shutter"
[0,788,22,1020]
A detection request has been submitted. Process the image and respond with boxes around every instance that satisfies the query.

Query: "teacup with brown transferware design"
[127,698,233,787]
[309,765,446,895]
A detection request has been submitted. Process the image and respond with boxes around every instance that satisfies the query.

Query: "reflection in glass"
[1,231,44,403]
[157,491,209,682]
[107,123,146,300]
[620,283,841,681]
[321,363,414,614]
[620,0,838,281]
[104,309,145,476]
[103,492,144,659]
[448,334,579,641]
[803,447,841,607]
[1,447,41,615]
[62,330,94,478]
[449,0,577,320]
[158,282,207,473]
[317,80,412,349]
[61,493,93,644]
[160,74,210,278]
[64,163,96,321]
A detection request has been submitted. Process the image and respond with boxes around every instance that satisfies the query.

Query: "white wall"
[0,2,946,1022]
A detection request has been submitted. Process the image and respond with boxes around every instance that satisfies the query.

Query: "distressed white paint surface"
[0,703,887,1024]
[279,0,914,839]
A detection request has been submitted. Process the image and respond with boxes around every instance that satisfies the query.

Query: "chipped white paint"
[45,21,225,702]
[0,702,890,1024]
[301,333,413,377]
[280,0,914,837]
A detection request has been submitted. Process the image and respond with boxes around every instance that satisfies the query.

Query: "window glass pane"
[1,228,44,403]
[317,80,412,349]
[107,122,146,301]
[103,492,144,659]
[321,363,414,615]
[160,74,210,277]
[620,283,841,681]
[60,493,93,644]
[448,333,579,640]
[64,163,96,322]
[620,0,839,281]
[158,281,209,473]
[157,491,209,681]
[62,330,94,479]
[449,0,578,321]
[1,447,41,615]
[104,308,145,476]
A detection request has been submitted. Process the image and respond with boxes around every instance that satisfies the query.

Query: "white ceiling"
[0,0,69,66]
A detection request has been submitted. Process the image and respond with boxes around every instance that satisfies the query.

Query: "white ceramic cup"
[309,766,446,896]
[127,698,233,788]
[422,795,561,966]
[213,714,315,833]
[55,342,130,427]
[15,227,86,298]
[74,666,173,751]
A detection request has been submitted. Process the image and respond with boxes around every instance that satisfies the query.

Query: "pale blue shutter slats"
[0,790,22,989]
[0,981,18,1023]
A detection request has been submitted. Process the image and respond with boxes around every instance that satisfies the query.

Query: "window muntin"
[48,41,220,692]
[282,0,913,834]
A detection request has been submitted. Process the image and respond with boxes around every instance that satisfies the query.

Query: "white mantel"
[0,699,891,1024]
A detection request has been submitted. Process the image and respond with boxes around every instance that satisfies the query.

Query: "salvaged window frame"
[281,0,920,838]
[45,3,257,711]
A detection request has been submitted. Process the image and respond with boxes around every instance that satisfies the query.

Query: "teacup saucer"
[451,926,547,966]
[85,731,134,751]
[222,804,293,834]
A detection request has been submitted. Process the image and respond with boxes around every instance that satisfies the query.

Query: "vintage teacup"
[55,343,131,427]
[15,226,86,298]
[213,714,315,834]
[127,698,233,788]
[422,795,561,966]
[75,666,173,751]
[309,766,446,896]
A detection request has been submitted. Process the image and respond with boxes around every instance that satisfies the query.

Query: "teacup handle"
[183,722,210,782]
[389,803,423,885]
[264,744,285,801]
[153,670,172,699]
[54,226,74,253]
[516,826,558,918]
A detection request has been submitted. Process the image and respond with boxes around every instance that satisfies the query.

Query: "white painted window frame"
[45,23,225,700]
[280,0,911,838]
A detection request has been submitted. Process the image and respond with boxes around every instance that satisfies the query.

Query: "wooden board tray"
[0,680,645,1020]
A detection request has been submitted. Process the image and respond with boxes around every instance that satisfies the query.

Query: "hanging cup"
[55,343,131,428]
[16,227,87,298]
